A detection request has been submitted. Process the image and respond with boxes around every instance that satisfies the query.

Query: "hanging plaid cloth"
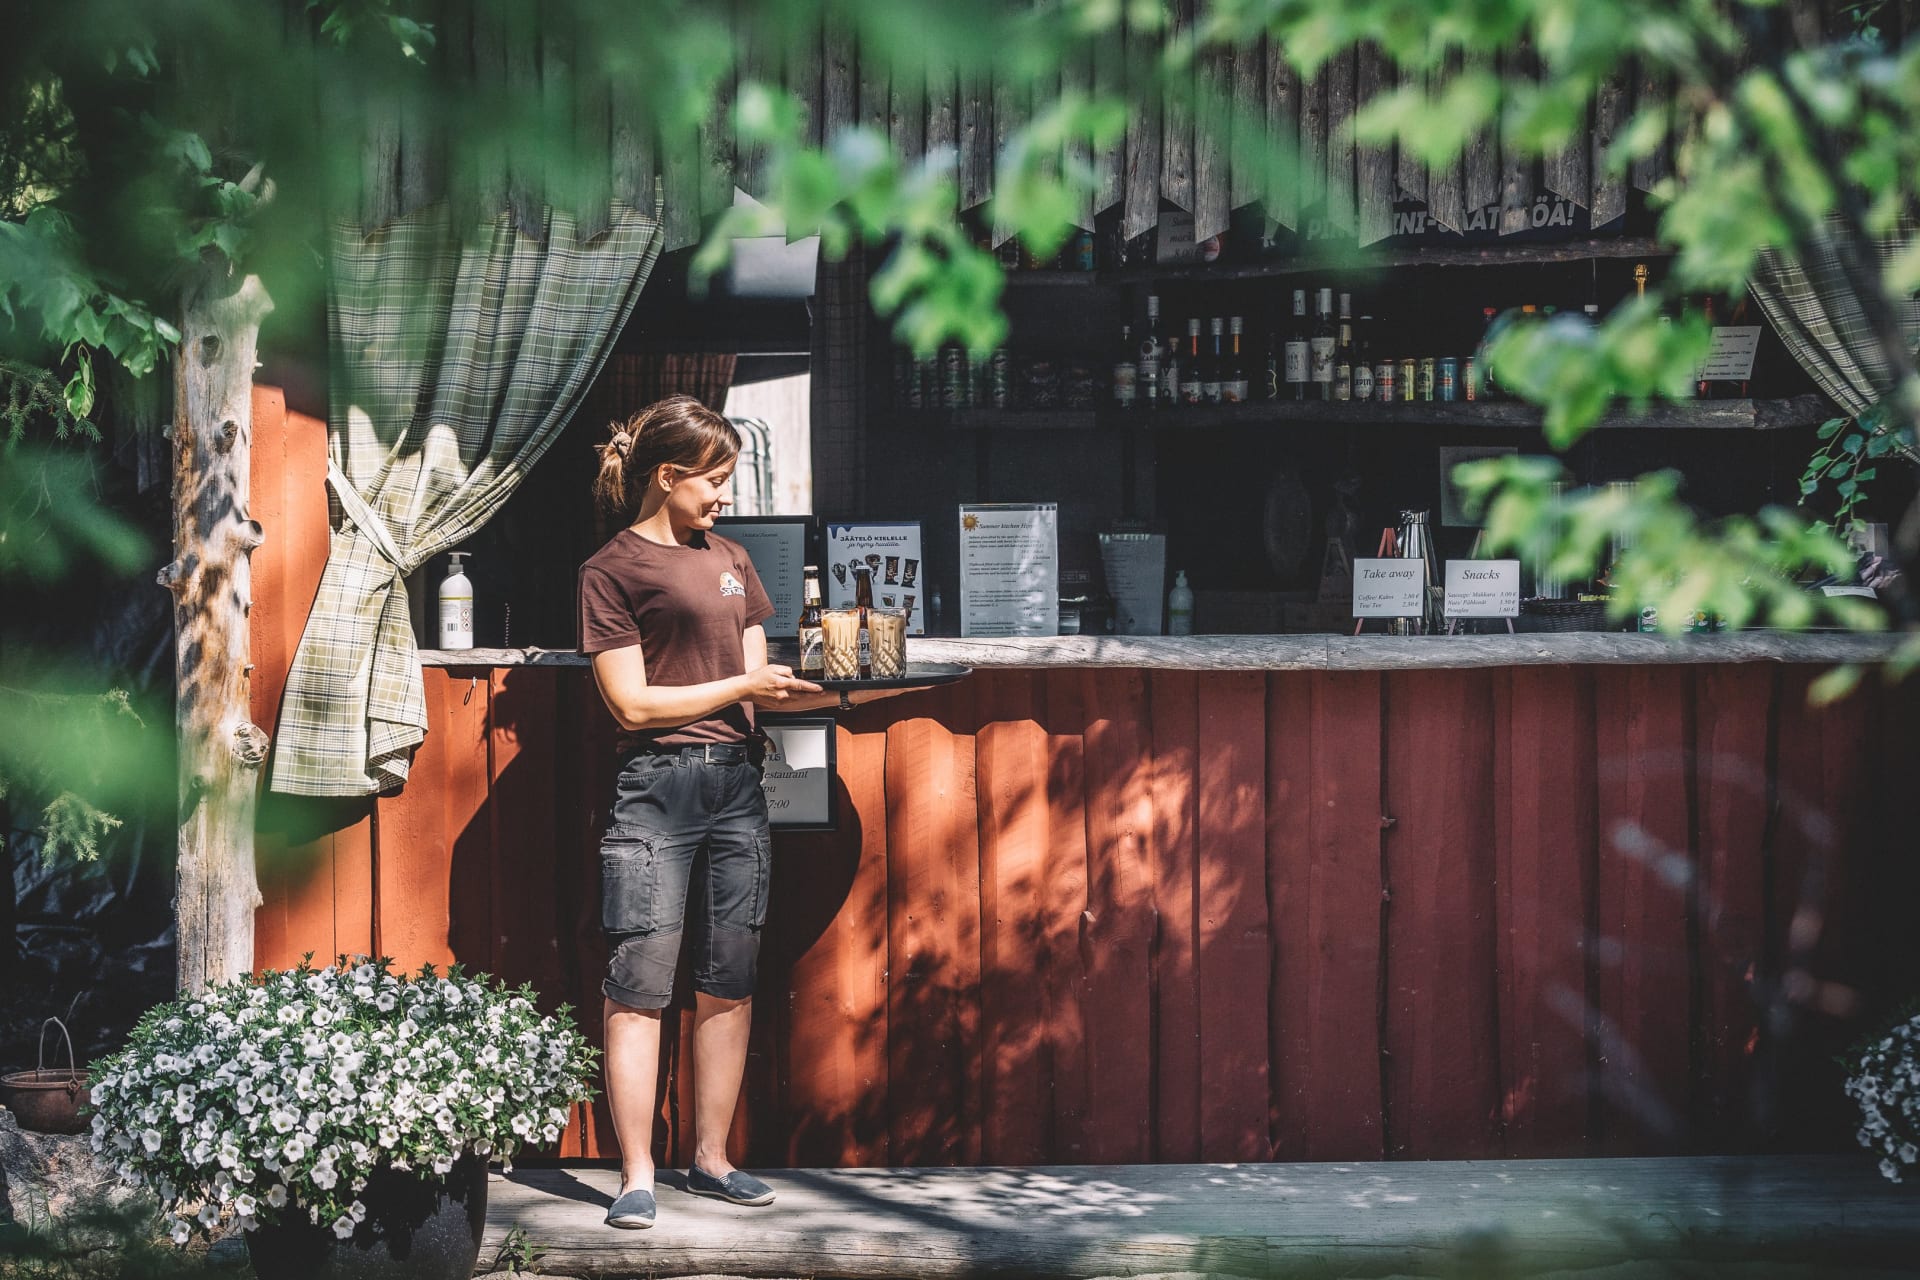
[268,199,663,796]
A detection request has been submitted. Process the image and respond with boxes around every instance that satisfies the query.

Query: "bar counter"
[418,628,1904,669]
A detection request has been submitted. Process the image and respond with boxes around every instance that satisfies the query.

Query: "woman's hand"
[743,663,823,708]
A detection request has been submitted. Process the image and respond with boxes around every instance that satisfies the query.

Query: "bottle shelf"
[886,394,1835,432]
[1129,394,1834,430]
[1048,237,1674,286]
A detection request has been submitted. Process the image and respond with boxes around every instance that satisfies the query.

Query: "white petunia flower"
[141,1129,163,1153]
[266,1183,289,1209]
[197,1203,221,1228]
[168,1218,192,1245]
[331,1215,356,1240]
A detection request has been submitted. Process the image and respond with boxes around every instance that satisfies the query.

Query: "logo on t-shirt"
[719,571,746,599]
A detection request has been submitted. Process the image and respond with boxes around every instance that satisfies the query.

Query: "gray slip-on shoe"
[605,1186,657,1229]
[686,1165,776,1206]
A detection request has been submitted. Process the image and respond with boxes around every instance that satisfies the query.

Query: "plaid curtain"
[1748,215,1920,417]
[268,200,663,796]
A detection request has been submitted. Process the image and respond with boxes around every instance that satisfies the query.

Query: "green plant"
[86,957,599,1246]
[487,1225,547,1276]
[1802,407,1915,537]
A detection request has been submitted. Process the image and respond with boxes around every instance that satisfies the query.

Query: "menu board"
[715,516,810,639]
[759,718,835,830]
[1444,560,1521,617]
[1699,326,1763,381]
[1351,559,1427,617]
[959,503,1059,637]
[825,520,926,635]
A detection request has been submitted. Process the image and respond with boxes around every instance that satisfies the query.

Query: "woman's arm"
[591,642,809,732]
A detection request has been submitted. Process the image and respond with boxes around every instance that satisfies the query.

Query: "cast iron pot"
[244,1153,488,1280]
[0,1018,90,1134]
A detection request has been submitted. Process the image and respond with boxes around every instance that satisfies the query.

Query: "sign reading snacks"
[1351,559,1426,618]
[1444,560,1522,618]
[759,718,836,830]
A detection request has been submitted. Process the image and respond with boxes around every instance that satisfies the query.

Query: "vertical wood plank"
[1384,670,1501,1158]
[1264,38,1299,231]
[779,719,891,1168]
[859,26,889,137]
[332,806,377,963]
[1270,672,1385,1161]
[991,61,1030,246]
[504,0,543,236]
[661,111,703,252]
[488,667,563,997]
[1062,27,1095,230]
[1192,43,1229,242]
[1540,57,1589,210]
[1498,44,1535,235]
[1590,67,1628,228]
[1161,0,1195,212]
[1195,673,1269,1162]
[360,80,401,229]
[925,44,956,174]
[1042,674,1092,1163]
[1427,49,1467,232]
[959,56,993,212]
[249,387,292,972]
[786,5,823,149]
[1149,670,1201,1162]
[1297,63,1327,222]
[1630,59,1673,195]
[1356,46,1395,246]
[1323,48,1356,236]
[886,684,982,1166]
[1593,666,1696,1154]
[1692,664,1773,1150]
[469,0,508,224]
[1094,20,1126,214]
[1229,36,1262,210]
[823,9,856,142]
[555,671,614,1158]
[609,70,655,214]
[1494,667,1597,1157]
[1122,16,1163,239]
[374,668,456,970]
[1462,50,1499,214]
[888,32,924,170]
[975,672,1051,1164]
[1393,59,1427,206]
[1079,669,1154,1164]
[733,0,773,200]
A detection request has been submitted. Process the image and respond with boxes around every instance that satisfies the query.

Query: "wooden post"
[166,258,274,994]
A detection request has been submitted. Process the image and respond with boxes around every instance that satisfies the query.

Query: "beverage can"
[1464,356,1478,402]
[989,347,1011,409]
[1399,358,1416,401]
[1418,357,1436,401]
[1375,362,1395,402]
[1438,357,1459,402]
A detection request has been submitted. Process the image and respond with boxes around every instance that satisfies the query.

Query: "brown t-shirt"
[577,529,775,748]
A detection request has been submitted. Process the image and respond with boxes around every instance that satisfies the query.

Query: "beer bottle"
[853,565,874,679]
[797,565,825,677]
[1311,287,1336,401]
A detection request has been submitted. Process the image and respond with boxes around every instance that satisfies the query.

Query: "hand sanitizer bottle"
[1167,569,1194,636]
[439,553,474,649]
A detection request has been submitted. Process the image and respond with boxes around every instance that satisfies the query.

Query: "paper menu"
[959,503,1059,637]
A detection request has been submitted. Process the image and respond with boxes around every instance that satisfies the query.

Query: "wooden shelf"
[1107,236,1672,284]
[1126,393,1835,432]
[888,408,1101,430]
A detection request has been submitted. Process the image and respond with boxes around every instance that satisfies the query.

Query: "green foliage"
[1458,455,1876,635]
[487,1225,548,1276]
[1801,405,1912,535]
[0,1203,217,1280]
[1,361,97,445]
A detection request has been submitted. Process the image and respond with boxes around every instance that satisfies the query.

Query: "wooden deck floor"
[481,1156,1920,1279]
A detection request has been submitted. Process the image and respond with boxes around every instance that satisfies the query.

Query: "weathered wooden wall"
[250,389,1920,1168]
[328,0,1886,252]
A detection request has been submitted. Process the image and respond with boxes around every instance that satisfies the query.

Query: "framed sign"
[959,502,1059,637]
[716,515,813,639]
[1351,559,1427,618]
[825,520,926,634]
[1444,560,1522,618]
[760,717,837,831]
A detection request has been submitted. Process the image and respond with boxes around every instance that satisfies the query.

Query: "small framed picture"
[759,717,837,831]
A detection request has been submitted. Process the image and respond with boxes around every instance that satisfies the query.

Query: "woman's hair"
[592,395,741,524]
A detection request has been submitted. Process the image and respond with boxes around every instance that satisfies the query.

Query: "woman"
[577,395,889,1230]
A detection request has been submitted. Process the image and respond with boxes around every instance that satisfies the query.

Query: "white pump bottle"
[439,553,474,649]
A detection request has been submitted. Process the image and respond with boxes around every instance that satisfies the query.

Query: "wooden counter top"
[420,630,1903,671]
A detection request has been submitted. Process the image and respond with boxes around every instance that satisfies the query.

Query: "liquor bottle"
[1697,295,1718,399]
[1163,315,1182,409]
[1284,289,1310,400]
[1264,330,1281,400]
[1333,292,1354,402]
[1225,316,1250,403]
[1113,322,1138,410]
[1475,305,1500,401]
[1352,317,1375,402]
[797,565,825,677]
[1181,318,1203,404]
[1203,317,1225,404]
[1311,287,1336,401]
[1139,295,1163,408]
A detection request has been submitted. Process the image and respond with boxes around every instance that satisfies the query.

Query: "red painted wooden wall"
[249,390,1920,1168]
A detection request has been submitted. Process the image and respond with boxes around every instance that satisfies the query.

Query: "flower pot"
[244,1154,488,1280]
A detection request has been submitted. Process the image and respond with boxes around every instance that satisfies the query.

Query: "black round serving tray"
[809,661,972,691]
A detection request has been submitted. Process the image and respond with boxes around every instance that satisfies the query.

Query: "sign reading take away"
[1352,559,1426,617]
[1444,560,1522,618]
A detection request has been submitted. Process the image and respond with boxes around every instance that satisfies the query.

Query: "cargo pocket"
[599,825,658,936]
[749,827,771,930]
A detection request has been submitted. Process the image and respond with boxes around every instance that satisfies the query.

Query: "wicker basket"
[1518,599,1613,633]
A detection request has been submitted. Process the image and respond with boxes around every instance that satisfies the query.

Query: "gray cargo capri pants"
[598,745,772,1010]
